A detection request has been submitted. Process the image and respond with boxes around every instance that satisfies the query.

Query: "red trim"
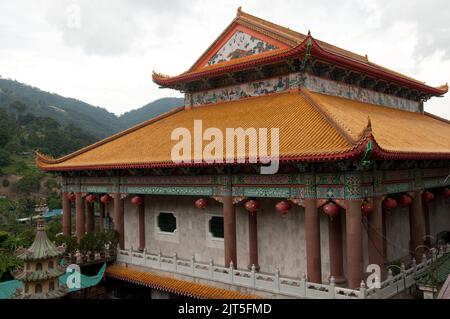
[153,36,446,96]
[192,23,289,70]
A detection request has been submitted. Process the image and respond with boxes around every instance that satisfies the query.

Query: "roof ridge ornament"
[237,6,242,16]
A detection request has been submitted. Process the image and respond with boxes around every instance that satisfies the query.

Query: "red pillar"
[368,197,386,280]
[99,201,105,233]
[247,212,259,270]
[138,197,146,251]
[346,200,363,289]
[75,193,85,243]
[329,212,345,283]
[62,192,71,236]
[304,198,322,283]
[113,194,125,250]
[410,190,426,261]
[223,196,237,267]
[86,201,95,234]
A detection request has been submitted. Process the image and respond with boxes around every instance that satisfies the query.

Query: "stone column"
[329,212,345,284]
[367,197,386,280]
[86,201,95,234]
[304,198,322,283]
[346,199,363,289]
[223,195,237,267]
[138,197,146,252]
[247,212,259,270]
[99,201,105,233]
[113,194,125,250]
[75,193,85,243]
[62,192,71,236]
[410,190,426,261]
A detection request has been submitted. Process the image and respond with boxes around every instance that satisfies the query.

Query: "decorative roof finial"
[35,198,47,231]
[237,6,242,16]
[307,30,311,36]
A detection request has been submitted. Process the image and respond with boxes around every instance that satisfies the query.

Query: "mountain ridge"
[0,77,184,139]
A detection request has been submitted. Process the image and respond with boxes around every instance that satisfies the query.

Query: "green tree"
[0,149,11,166]
[14,174,41,194]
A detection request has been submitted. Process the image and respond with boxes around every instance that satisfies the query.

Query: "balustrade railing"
[116,244,449,299]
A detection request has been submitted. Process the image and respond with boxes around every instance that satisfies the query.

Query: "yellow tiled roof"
[36,91,355,170]
[105,265,259,299]
[309,91,450,154]
[36,89,450,171]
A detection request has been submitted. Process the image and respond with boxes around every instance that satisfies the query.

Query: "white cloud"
[0,0,449,119]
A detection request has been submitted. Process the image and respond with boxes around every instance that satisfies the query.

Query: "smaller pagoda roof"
[15,208,65,262]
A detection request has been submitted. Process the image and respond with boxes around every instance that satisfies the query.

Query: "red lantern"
[275,201,291,214]
[398,194,412,207]
[100,194,111,204]
[323,202,340,218]
[131,196,143,206]
[422,191,434,202]
[444,188,450,199]
[195,198,208,209]
[383,197,397,210]
[67,193,76,202]
[245,200,260,214]
[85,194,97,204]
[361,201,373,216]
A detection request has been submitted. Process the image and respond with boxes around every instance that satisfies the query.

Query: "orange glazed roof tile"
[36,91,360,171]
[36,90,450,171]
[308,91,450,155]
[105,265,259,299]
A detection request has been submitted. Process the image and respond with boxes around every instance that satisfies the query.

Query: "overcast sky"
[1,0,450,119]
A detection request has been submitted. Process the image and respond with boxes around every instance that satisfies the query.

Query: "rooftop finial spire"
[237,6,242,16]
[307,30,311,36]
[35,198,47,231]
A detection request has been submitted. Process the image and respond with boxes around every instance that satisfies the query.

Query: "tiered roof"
[36,88,450,171]
[153,8,447,96]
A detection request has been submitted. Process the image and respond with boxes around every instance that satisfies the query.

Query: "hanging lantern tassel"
[361,200,373,216]
[275,201,291,216]
[100,194,112,205]
[195,198,208,209]
[422,191,434,203]
[245,200,260,215]
[383,197,397,210]
[85,194,97,204]
[323,202,340,219]
[131,196,143,206]
[443,188,450,199]
[67,192,76,202]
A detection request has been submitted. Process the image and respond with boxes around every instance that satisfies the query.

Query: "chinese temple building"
[12,203,67,299]
[36,8,450,298]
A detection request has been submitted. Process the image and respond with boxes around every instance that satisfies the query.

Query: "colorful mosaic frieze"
[125,186,214,196]
[316,186,345,200]
[316,174,344,185]
[207,31,278,66]
[185,73,301,107]
[82,185,111,194]
[239,187,291,198]
[304,74,420,112]
[233,174,294,185]
[185,72,419,111]
[123,176,217,185]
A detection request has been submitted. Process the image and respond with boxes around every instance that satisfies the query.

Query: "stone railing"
[116,248,362,299]
[365,245,449,299]
[64,249,116,266]
[117,245,449,299]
